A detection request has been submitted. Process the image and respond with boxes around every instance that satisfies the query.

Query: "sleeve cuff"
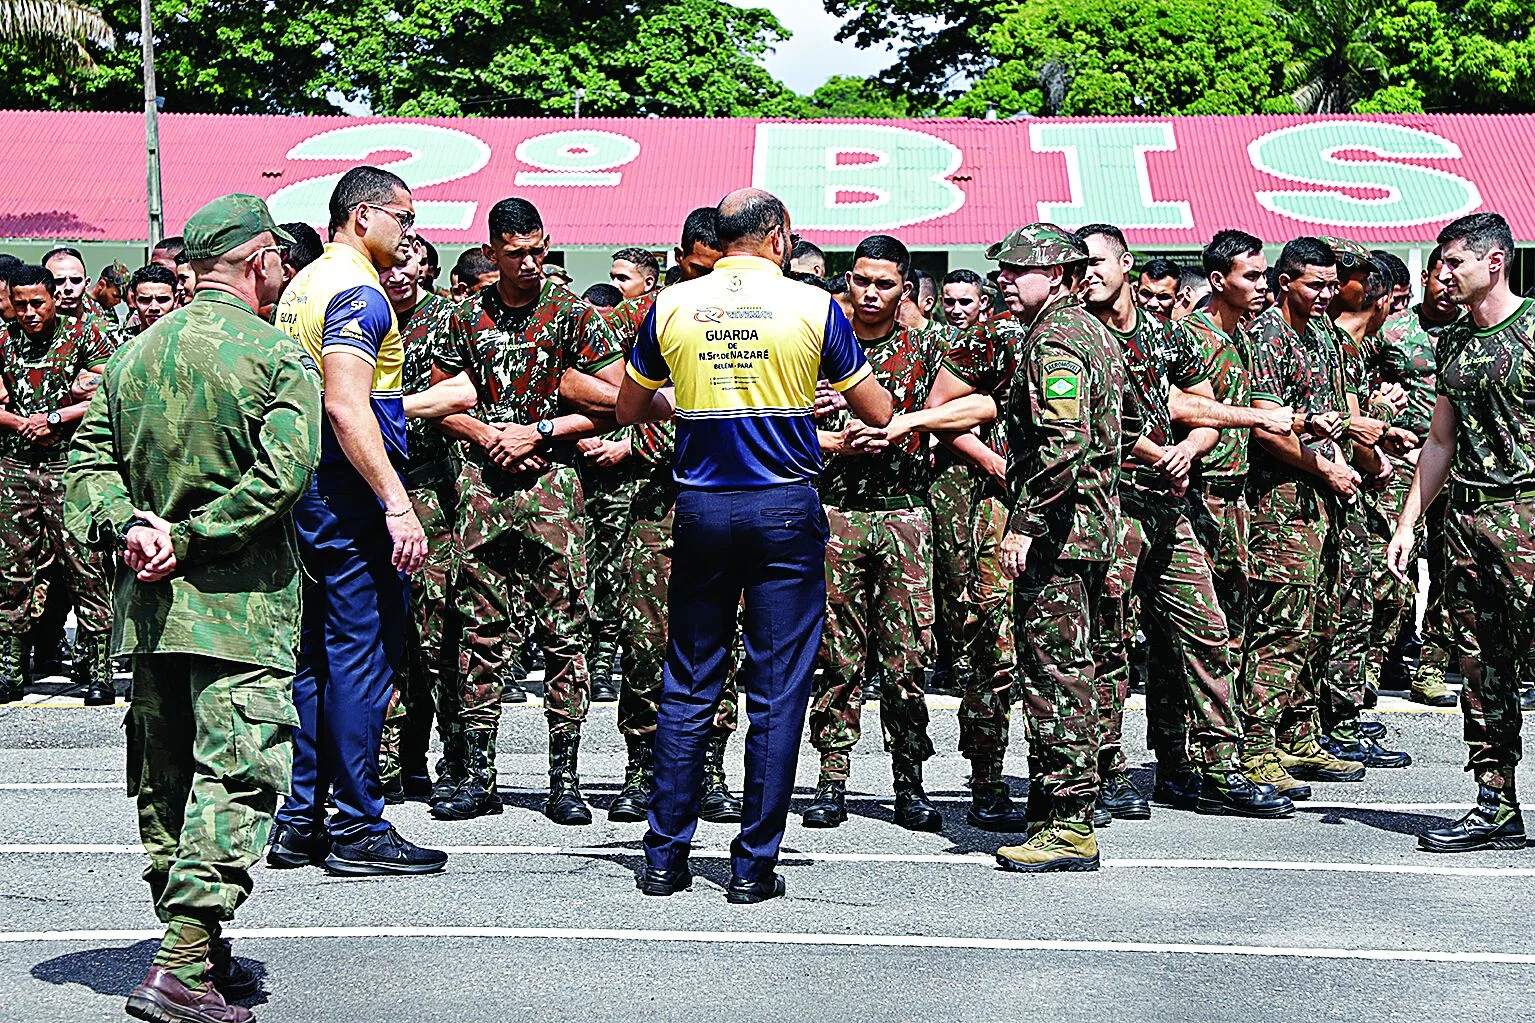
[827,363,872,393]
[1249,390,1283,405]
[940,359,981,387]
[625,361,667,391]
[321,341,379,367]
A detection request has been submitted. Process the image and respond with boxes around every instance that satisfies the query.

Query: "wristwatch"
[535,419,555,444]
[45,411,61,427]
[118,516,153,550]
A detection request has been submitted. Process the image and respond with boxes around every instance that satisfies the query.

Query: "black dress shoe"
[266,822,327,869]
[1099,773,1151,820]
[1196,771,1295,818]
[1419,787,1526,853]
[637,865,692,896]
[1356,720,1387,740]
[726,872,786,904]
[967,782,1032,831]
[894,786,943,832]
[209,936,260,1000]
[324,827,448,876]
[430,782,503,821]
[802,780,847,828]
[1151,768,1202,810]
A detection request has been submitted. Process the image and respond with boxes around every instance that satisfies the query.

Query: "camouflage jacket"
[1247,305,1349,482]
[399,291,457,474]
[1375,305,1453,438]
[1172,309,1253,480]
[1437,296,1535,490]
[606,291,677,519]
[819,325,942,510]
[0,316,116,463]
[63,291,321,669]
[1111,306,1207,489]
[1004,294,1124,561]
[941,316,1030,463]
[434,279,622,473]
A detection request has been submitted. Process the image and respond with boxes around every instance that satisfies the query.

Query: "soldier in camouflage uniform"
[430,197,625,825]
[797,235,944,833]
[601,209,743,824]
[1077,224,1293,822]
[1242,237,1367,793]
[0,264,116,706]
[64,196,319,1021]
[1388,212,1529,853]
[1373,248,1460,706]
[578,427,645,703]
[376,240,472,803]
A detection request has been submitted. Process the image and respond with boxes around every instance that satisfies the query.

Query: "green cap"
[1317,236,1383,275]
[182,194,295,261]
[986,223,1088,269]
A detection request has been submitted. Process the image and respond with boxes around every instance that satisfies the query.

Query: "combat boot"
[1024,776,1050,833]
[608,734,654,823]
[1357,720,1387,740]
[1410,664,1457,707]
[1097,771,1151,820]
[995,819,1099,873]
[862,672,883,704]
[1522,687,1535,713]
[126,966,253,1023]
[1197,771,1294,818]
[430,735,502,821]
[1241,750,1312,801]
[1278,740,1366,782]
[892,757,943,833]
[1151,764,1202,810]
[208,936,259,1001]
[1323,728,1413,769]
[1419,785,1526,853]
[77,631,116,706]
[430,728,466,805]
[968,782,1031,831]
[0,633,26,704]
[590,652,620,703]
[544,728,592,825]
[802,779,847,828]
[699,728,744,823]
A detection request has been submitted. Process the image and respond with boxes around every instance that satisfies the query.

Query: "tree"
[0,0,112,65]
[948,0,1293,117]
[1368,0,1535,112]
[790,75,911,118]
[823,1,1014,112]
[1278,0,1390,113]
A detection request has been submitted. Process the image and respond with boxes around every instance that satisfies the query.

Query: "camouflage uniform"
[0,315,116,692]
[434,281,620,791]
[939,318,1032,782]
[1096,308,1243,778]
[1369,306,1452,673]
[1434,297,1535,795]
[812,326,941,784]
[1243,305,1350,753]
[378,292,460,793]
[64,283,319,986]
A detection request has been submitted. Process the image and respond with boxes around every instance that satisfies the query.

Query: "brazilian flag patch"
[1044,373,1080,399]
[1041,359,1083,421]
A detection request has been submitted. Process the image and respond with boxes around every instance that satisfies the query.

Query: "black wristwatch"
[535,419,555,444]
[45,411,61,427]
[118,516,153,550]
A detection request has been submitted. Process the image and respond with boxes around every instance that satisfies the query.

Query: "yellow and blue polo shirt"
[276,243,407,470]
[626,254,869,489]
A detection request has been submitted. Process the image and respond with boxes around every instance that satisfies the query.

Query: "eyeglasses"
[249,244,290,264]
[357,203,417,233]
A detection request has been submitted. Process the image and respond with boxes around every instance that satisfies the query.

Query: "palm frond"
[0,0,115,50]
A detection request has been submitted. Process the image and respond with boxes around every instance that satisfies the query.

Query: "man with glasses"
[268,165,447,877]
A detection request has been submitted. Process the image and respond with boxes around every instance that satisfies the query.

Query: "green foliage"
[791,75,912,117]
[949,0,1292,117]
[1278,0,1390,113]
[1372,0,1535,111]
[824,1,1013,111]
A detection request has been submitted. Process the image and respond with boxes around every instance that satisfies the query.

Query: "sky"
[727,0,902,95]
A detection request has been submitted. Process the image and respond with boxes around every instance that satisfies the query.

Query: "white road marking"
[2,843,1529,877]
[0,925,1528,964]
[0,782,118,790]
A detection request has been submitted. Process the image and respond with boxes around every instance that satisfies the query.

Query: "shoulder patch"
[298,352,320,375]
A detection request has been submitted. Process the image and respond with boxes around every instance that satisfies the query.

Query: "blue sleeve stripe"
[323,285,393,358]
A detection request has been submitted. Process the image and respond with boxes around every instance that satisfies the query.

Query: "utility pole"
[142,0,163,247]
[574,87,584,118]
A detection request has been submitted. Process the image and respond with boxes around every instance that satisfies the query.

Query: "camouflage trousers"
[452,462,591,784]
[1014,554,1108,823]
[1311,492,1380,732]
[1419,494,1452,670]
[1143,482,1249,769]
[1366,462,1421,676]
[0,457,112,636]
[1444,496,1532,791]
[956,490,1021,777]
[811,504,937,782]
[620,507,738,737]
[930,461,976,675]
[581,459,644,680]
[380,482,461,789]
[1241,479,1331,754]
[1095,490,1243,775]
[127,653,296,925]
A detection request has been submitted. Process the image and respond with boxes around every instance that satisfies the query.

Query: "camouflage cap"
[986,224,1088,269]
[1317,236,1385,276]
[543,263,572,283]
[182,194,295,261]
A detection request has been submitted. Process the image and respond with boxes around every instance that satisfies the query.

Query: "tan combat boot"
[1241,750,1313,801]
[995,820,1099,873]
[1410,664,1458,707]
[1278,739,1366,782]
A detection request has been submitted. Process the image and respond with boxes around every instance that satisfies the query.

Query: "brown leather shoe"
[125,965,254,1023]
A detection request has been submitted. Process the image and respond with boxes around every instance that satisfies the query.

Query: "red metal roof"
[1,111,1530,246]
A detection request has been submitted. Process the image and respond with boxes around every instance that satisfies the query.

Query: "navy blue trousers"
[276,472,408,840]
[644,484,828,882]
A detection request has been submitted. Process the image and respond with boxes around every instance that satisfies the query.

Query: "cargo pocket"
[228,685,300,795]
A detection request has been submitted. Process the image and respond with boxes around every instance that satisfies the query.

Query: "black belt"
[833,494,928,512]
[1451,482,1535,506]
[1198,477,1246,499]
[403,457,456,491]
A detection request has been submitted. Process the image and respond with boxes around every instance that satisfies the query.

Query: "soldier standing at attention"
[267,166,446,877]
[800,234,943,833]
[1389,212,1533,853]
[0,264,117,706]
[64,195,319,1023]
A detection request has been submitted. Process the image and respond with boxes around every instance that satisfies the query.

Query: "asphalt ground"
[0,681,1530,1023]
